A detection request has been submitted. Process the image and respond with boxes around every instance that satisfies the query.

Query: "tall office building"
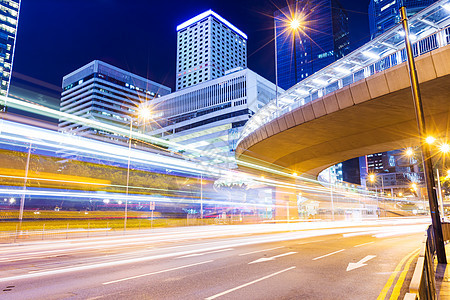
[369,0,436,38]
[176,10,247,91]
[0,0,21,112]
[274,0,350,90]
[59,60,171,142]
[146,68,280,168]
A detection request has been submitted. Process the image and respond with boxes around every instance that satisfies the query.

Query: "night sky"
[12,0,371,93]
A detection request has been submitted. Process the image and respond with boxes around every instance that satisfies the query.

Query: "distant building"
[146,68,280,168]
[360,150,424,196]
[274,0,350,90]
[0,0,21,112]
[369,0,436,39]
[176,10,247,91]
[59,60,171,143]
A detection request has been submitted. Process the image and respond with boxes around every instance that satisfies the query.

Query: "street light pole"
[400,6,446,263]
[18,143,31,232]
[274,18,279,113]
[437,168,445,220]
[124,119,132,232]
[200,173,203,221]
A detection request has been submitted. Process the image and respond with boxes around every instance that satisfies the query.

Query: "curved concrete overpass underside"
[237,46,450,177]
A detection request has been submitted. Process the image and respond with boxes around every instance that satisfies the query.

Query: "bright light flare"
[439,143,450,153]
[138,106,152,120]
[425,136,436,144]
[411,183,418,191]
[290,18,302,30]
[368,174,376,182]
[405,148,414,157]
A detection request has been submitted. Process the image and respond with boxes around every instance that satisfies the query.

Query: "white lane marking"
[102,260,213,285]
[353,241,375,248]
[239,246,285,256]
[248,252,297,264]
[346,255,376,271]
[204,267,296,300]
[298,240,324,245]
[312,249,345,261]
[177,248,233,258]
[342,231,380,238]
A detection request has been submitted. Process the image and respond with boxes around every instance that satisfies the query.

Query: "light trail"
[1,96,320,182]
[0,113,421,212]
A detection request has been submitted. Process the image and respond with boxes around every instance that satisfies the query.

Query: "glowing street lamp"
[439,143,450,154]
[138,105,152,121]
[425,136,436,144]
[401,4,446,262]
[405,148,414,157]
[124,106,153,231]
[274,10,304,111]
[290,18,302,30]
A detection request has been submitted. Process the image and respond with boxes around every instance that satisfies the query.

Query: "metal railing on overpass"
[238,0,450,145]
[404,223,450,299]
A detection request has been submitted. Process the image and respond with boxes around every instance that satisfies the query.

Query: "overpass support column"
[273,187,299,221]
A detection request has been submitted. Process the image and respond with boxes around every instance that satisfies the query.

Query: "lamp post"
[273,12,303,113]
[400,6,446,263]
[368,174,379,216]
[18,143,32,233]
[290,19,301,85]
[123,106,152,232]
[200,173,203,221]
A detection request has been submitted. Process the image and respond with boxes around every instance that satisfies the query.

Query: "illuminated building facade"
[59,60,170,142]
[274,0,350,90]
[176,10,247,91]
[0,0,21,112]
[146,68,280,168]
[369,0,437,38]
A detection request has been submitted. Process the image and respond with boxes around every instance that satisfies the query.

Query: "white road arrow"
[248,252,297,264]
[346,255,376,271]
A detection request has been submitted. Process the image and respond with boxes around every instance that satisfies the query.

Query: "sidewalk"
[436,244,450,298]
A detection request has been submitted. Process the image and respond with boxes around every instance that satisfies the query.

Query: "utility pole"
[400,6,446,263]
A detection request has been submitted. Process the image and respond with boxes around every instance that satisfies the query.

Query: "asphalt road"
[0,218,428,299]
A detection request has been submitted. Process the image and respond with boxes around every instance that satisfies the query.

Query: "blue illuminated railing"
[238,0,450,145]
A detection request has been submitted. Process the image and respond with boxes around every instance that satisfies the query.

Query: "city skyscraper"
[0,0,21,112]
[369,0,437,38]
[274,0,350,90]
[59,60,170,143]
[176,10,247,91]
[147,68,279,168]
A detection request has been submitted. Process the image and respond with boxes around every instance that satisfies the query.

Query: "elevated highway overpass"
[236,1,450,178]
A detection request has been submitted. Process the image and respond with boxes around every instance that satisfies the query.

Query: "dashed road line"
[204,266,296,299]
[102,260,213,285]
[239,246,284,256]
[354,241,375,248]
[312,249,345,261]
